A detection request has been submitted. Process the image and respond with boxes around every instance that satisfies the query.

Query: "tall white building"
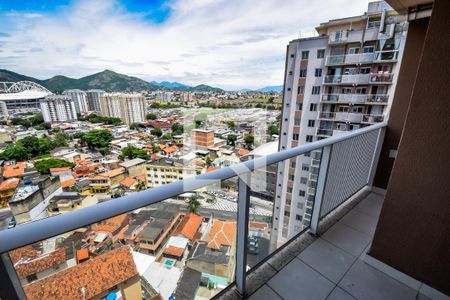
[271,1,407,248]
[100,93,146,125]
[40,95,78,123]
[63,89,89,114]
[86,89,104,113]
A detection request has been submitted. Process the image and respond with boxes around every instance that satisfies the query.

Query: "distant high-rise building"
[40,95,77,123]
[86,89,104,113]
[100,93,146,125]
[155,91,174,103]
[63,89,89,114]
[271,1,407,247]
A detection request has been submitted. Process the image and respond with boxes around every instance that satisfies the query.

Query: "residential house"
[88,167,125,193]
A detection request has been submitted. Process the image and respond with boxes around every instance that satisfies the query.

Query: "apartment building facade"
[40,95,78,123]
[271,1,407,247]
[62,89,89,114]
[100,93,146,125]
[85,89,104,113]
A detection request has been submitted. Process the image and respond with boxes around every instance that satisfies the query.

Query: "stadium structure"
[0,81,52,117]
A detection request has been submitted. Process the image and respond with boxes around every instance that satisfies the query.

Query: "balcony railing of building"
[325,53,375,66]
[323,74,371,85]
[369,72,394,83]
[318,111,335,120]
[0,123,386,300]
[322,94,368,104]
[362,114,385,123]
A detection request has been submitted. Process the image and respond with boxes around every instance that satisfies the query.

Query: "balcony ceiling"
[386,0,433,12]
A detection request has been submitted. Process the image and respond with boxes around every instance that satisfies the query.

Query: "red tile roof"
[176,213,203,240]
[238,149,249,156]
[24,246,138,300]
[49,167,71,172]
[206,166,220,173]
[3,162,26,178]
[13,247,66,279]
[98,167,125,178]
[60,178,76,189]
[163,246,184,257]
[0,178,20,191]
[207,221,237,250]
[120,177,136,188]
[76,248,89,262]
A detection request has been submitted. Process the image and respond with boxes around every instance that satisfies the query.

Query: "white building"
[40,95,77,123]
[155,91,174,102]
[63,89,89,113]
[86,89,104,113]
[100,93,146,125]
[271,1,407,248]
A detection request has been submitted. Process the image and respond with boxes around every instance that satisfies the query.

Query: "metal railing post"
[235,173,250,297]
[0,253,26,300]
[367,127,386,186]
[309,145,332,236]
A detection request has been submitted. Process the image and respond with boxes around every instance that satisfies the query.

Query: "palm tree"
[186,195,201,214]
[136,179,146,191]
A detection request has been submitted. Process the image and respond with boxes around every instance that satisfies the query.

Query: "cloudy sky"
[0,0,369,90]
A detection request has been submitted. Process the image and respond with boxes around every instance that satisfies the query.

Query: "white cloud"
[0,0,369,89]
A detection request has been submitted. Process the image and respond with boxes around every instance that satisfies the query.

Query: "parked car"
[7,217,16,229]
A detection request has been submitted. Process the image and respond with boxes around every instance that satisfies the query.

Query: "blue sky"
[0,0,369,89]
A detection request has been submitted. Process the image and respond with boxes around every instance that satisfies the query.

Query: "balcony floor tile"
[321,222,372,257]
[248,284,282,300]
[339,260,417,300]
[339,209,379,236]
[267,258,335,300]
[327,287,357,300]
[298,238,357,283]
[353,193,384,217]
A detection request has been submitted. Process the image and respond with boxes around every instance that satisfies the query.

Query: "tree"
[152,145,160,153]
[0,144,28,161]
[52,133,68,148]
[268,96,275,103]
[186,195,201,213]
[135,180,146,191]
[171,123,184,135]
[35,158,75,174]
[244,134,255,148]
[227,120,237,130]
[161,133,172,140]
[129,123,139,130]
[119,146,149,160]
[19,136,41,158]
[11,118,31,127]
[205,156,213,167]
[81,130,114,150]
[227,134,237,146]
[36,122,51,130]
[151,127,162,137]
[146,113,157,120]
[268,124,280,136]
[31,114,44,126]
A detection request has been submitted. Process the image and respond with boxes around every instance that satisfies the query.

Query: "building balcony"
[335,112,364,123]
[316,128,333,137]
[366,94,389,104]
[325,53,375,66]
[323,74,371,85]
[362,114,385,124]
[322,94,368,104]
[374,50,399,62]
[318,111,335,120]
[369,73,394,84]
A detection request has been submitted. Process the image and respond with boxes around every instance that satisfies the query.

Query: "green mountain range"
[0,69,224,93]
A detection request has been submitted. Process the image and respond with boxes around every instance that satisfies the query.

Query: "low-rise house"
[174,212,204,245]
[47,192,83,214]
[0,178,20,207]
[23,246,142,300]
[9,176,61,224]
[120,158,147,178]
[162,236,189,261]
[146,158,203,188]
[186,220,237,283]
[10,245,70,286]
[3,162,26,179]
[88,167,125,193]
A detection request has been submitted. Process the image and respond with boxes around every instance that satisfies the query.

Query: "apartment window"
[297,202,304,210]
[299,69,307,77]
[287,88,291,91]
[299,190,306,197]
[296,214,303,221]
[301,50,309,60]
[312,86,320,95]
[304,152,310,157]
[306,135,313,142]
[289,175,295,181]
[300,177,308,184]
[360,67,371,74]
[296,103,303,110]
[294,118,301,126]
[284,211,290,217]
[348,47,360,54]
[310,103,317,111]
[317,49,325,59]
[292,133,299,141]
[301,164,309,171]
[287,187,293,193]
[298,86,304,95]
[314,68,322,77]
[308,120,315,127]
[363,46,375,53]
[290,53,295,58]
[286,199,292,205]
